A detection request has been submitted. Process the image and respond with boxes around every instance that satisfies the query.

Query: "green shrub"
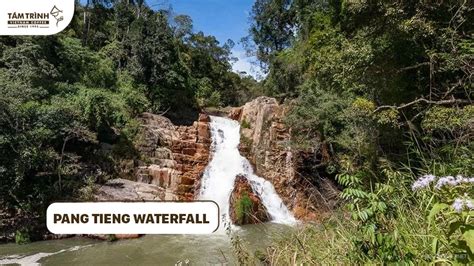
[241,119,251,129]
[15,229,31,245]
[336,170,413,262]
[78,176,96,201]
[107,234,118,242]
[230,233,254,265]
[235,193,253,225]
[196,77,223,107]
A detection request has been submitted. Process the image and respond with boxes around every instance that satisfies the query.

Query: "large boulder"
[95,178,167,201]
[229,175,270,225]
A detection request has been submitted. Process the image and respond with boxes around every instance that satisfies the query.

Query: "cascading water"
[0,116,296,264]
[198,116,296,230]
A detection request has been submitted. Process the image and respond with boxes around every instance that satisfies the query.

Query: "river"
[0,223,294,265]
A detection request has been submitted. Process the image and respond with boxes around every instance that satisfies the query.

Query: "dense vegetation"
[0,0,472,263]
[0,1,258,241]
[245,0,473,264]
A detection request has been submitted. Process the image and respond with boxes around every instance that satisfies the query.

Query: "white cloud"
[230,50,266,81]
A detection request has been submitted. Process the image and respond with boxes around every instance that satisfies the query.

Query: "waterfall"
[198,116,296,230]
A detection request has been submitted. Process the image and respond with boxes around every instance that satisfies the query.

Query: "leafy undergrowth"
[266,171,472,264]
[232,166,472,264]
[267,210,433,264]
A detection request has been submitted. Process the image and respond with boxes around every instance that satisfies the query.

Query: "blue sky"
[154,0,252,48]
[154,0,262,78]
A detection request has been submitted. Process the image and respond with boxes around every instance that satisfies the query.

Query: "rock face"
[229,175,270,225]
[90,113,212,241]
[230,96,339,221]
[121,112,211,201]
[95,178,167,201]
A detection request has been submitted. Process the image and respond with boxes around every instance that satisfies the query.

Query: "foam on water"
[198,116,296,230]
[0,245,91,266]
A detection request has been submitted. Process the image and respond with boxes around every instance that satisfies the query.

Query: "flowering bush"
[412,174,474,263]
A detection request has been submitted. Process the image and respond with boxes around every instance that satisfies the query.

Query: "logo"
[1,0,75,35]
[7,12,50,29]
[50,5,63,27]
[7,6,63,29]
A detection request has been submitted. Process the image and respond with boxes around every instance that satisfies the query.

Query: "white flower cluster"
[412,174,473,213]
[435,175,474,190]
[411,174,474,191]
[411,174,436,191]
[452,197,474,213]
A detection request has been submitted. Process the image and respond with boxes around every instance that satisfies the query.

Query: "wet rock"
[229,96,339,221]
[229,175,270,225]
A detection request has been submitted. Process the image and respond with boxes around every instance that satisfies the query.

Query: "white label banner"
[47,202,220,234]
[0,0,74,35]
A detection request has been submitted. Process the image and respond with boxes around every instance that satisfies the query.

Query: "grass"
[263,182,441,264]
[241,119,251,129]
[229,196,441,264]
[235,193,253,225]
[266,211,354,264]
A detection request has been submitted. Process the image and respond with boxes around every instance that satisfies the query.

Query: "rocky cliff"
[229,97,339,220]
[99,112,211,201]
[134,112,211,200]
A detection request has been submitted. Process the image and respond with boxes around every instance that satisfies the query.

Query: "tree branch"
[374,97,472,113]
[397,62,430,73]
[157,106,171,116]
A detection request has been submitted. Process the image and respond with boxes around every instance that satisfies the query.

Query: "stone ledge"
[95,178,167,201]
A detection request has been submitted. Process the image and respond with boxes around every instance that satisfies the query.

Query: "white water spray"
[0,245,92,266]
[198,116,296,230]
